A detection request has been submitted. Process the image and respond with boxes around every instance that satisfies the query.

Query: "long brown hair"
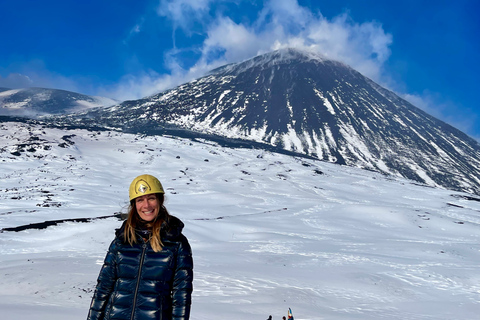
[124,193,170,252]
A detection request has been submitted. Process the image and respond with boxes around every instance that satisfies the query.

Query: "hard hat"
[129,174,165,201]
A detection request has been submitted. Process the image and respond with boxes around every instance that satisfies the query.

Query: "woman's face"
[135,194,159,221]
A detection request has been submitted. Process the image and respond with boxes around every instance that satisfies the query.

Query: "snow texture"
[1,121,480,319]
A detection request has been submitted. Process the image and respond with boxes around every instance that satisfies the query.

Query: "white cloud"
[0,60,84,93]
[105,0,395,102]
[97,72,175,101]
[257,0,312,31]
[0,73,33,89]
[195,1,392,84]
[202,17,264,63]
[123,20,144,45]
[97,68,203,102]
[157,0,214,35]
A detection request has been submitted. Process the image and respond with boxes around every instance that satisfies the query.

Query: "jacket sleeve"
[86,239,119,320]
[171,235,194,320]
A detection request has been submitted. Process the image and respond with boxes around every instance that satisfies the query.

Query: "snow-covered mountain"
[1,120,480,319]
[0,87,117,118]
[55,48,480,195]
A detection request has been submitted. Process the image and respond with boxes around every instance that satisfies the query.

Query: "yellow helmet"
[129,174,165,201]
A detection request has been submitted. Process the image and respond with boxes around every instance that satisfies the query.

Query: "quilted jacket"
[87,216,193,320]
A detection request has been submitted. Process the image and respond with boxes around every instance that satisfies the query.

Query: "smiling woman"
[87,174,193,320]
[135,194,160,222]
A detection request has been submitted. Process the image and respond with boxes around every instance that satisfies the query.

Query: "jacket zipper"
[130,242,147,320]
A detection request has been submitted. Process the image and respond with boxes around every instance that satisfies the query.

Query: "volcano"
[52,48,480,195]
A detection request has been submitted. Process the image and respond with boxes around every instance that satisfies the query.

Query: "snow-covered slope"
[55,48,480,195]
[1,120,480,319]
[0,87,117,117]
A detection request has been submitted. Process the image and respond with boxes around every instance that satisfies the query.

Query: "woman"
[87,174,193,320]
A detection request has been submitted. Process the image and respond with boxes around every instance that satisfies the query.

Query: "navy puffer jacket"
[87,216,193,320]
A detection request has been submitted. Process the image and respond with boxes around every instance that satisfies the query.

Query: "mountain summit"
[56,48,480,194]
[0,87,117,118]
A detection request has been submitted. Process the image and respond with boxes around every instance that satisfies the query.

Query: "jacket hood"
[162,215,185,240]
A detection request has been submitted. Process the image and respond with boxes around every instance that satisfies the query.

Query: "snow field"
[1,121,480,319]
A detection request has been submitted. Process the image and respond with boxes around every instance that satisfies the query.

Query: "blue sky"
[1,0,479,140]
